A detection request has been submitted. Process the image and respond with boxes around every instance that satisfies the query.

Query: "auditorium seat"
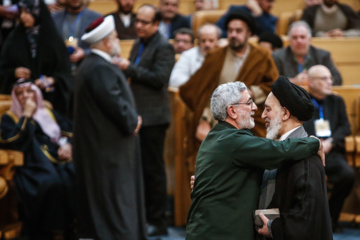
[191,10,226,37]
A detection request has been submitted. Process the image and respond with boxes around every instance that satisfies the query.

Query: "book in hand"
[254,208,280,228]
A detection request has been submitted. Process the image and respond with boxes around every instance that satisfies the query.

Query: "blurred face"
[306,0,322,6]
[323,0,336,7]
[231,90,257,129]
[67,0,83,11]
[174,33,194,53]
[308,67,333,98]
[135,6,158,39]
[258,0,275,13]
[194,0,212,11]
[262,92,284,139]
[106,30,121,56]
[20,8,35,28]
[198,26,219,55]
[117,0,134,14]
[289,25,311,58]
[15,85,36,108]
[227,19,251,53]
[159,0,179,21]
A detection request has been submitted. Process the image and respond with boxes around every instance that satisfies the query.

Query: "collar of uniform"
[91,49,112,62]
[219,121,254,135]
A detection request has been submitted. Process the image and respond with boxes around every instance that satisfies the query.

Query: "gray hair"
[198,23,222,39]
[210,82,247,121]
[287,20,312,38]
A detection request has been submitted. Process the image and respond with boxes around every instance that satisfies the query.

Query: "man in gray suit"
[52,0,101,72]
[257,76,332,240]
[272,20,342,86]
[116,4,175,237]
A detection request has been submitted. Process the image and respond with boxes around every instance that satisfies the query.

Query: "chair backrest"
[276,9,303,36]
[192,10,226,37]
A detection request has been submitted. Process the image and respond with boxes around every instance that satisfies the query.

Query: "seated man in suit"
[158,0,191,39]
[303,64,355,232]
[272,20,343,86]
[0,79,75,240]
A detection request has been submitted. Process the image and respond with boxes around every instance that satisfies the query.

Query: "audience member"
[169,23,221,88]
[0,0,72,116]
[52,0,101,75]
[216,0,277,38]
[186,81,322,240]
[158,0,191,39]
[74,15,145,240]
[257,32,283,53]
[179,10,278,175]
[186,0,218,26]
[107,0,138,39]
[272,21,342,86]
[115,4,175,237]
[302,0,360,37]
[303,64,355,233]
[257,76,332,240]
[0,79,75,240]
[173,27,194,54]
[0,0,19,52]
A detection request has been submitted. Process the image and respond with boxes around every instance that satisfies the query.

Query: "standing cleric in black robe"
[257,76,333,240]
[74,15,146,240]
[0,0,72,116]
[0,79,75,240]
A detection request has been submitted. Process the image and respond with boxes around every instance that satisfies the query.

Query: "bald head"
[308,65,333,99]
[198,24,221,55]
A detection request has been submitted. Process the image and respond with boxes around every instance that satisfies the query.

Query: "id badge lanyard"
[312,98,331,137]
[66,10,84,40]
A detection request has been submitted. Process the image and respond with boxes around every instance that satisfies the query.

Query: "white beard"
[265,111,282,140]
[110,41,121,57]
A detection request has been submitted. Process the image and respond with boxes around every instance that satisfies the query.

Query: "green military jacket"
[186,121,320,240]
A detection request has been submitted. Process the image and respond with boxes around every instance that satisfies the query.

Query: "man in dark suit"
[272,20,342,86]
[107,0,137,39]
[158,0,190,39]
[116,4,175,237]
[258,76,333,240]
[74,15,146,240]
[52,0,101,71]
[303,65,355,232]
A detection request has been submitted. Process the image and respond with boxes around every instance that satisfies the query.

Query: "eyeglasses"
[231,99,254,106]
[310,76,334,82]
[135,18,152,25]
[174,39,192,44]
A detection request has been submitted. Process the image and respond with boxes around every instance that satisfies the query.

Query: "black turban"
[224,9,256,35]
[271,76,315,121]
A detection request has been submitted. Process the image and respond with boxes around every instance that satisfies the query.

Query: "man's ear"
[227,105,237,120]
[282,107,290,121]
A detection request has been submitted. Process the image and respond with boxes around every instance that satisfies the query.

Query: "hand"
[58,143,72,160]
[326,29,345,37]
[22,98,37,118]
[133,116,142,135]
[321,138,333,154]
[69,47,85,63]
[246,0,262,16]
[190,175,195,191]
[114,58,130,70]
[15,67,31,79]
[34,76,55,89]
[310,135,325,166]
[290,71,308,86]
[195,119,211,141]
[257,213,271,237]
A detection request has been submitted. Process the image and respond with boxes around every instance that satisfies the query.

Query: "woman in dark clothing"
[0,0,72,116]
[0,79,75,240]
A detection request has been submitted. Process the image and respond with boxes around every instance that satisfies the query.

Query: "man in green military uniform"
[186,81,323,240]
